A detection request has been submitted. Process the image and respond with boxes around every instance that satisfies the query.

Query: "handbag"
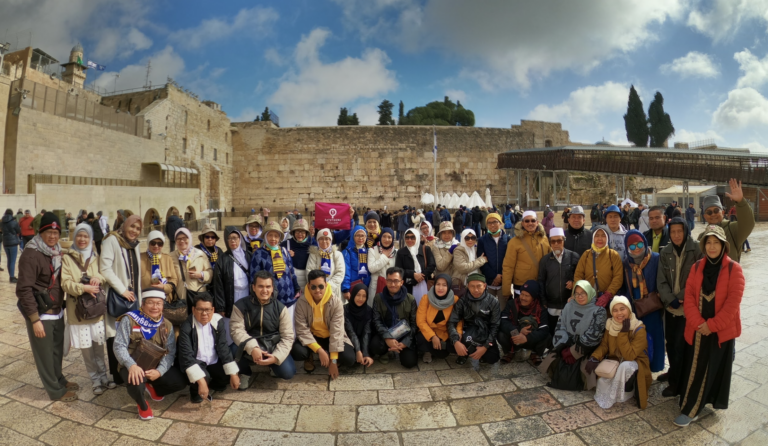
[130,325,168,370]
[634,291,663,318]
[32,263,57,314]
[162,282,188,325]
[107,250,139,317]
[74,257,107,322]
[595,359,620,379]
[178,258,206,309]
[551,356,584,390]
[376,276,387,294]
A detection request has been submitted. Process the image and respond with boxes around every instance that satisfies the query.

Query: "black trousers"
[107,337,123,385]
[119,365,186,410]
[94,240,102,255]
[189,361,229,396]
[370,334,418,368]
[290,337,357,367]
[415,331,453,359]
[456,333,501,364]
[497,320,551,356]
[665,311,687,391]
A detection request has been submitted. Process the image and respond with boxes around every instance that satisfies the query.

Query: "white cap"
[522,210,537,220]
[142,288,166,300]
[148,230,165,242]
[550,228,565,238]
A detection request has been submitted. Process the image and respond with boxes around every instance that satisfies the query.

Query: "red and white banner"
[314,202,351,230]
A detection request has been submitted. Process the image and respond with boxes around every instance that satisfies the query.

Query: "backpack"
[504,212,513,229]
[590,207,600,221]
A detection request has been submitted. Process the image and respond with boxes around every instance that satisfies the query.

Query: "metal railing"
[29,174,198,194]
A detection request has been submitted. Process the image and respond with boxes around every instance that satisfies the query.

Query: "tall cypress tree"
[398,100,404,124]
[648,92,675,147]
[377,99,395,125]
[623,85,648,147]
[337,107,349,125]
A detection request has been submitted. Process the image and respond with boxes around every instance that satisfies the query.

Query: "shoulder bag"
[634,291,663,318]
[74,256,107,321]
[595,359,620,379]
[130,323,168,370]
[107,250,140,317]
[32,263,57,314]
[163,282,188,325]
[178,258,205,307]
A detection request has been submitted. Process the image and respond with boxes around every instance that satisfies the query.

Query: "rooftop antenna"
[112,73,119,93]
[144,59,151,89]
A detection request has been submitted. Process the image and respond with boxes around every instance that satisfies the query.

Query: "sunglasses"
[404,235,416,240]
[629,242,645,250]
[524,219,537,223]
[204,235,217,239]
[464,235,477,241]
[149,241,164,247]
[310,284,325,290]
[550,238,564,244]
[705,209,721,216]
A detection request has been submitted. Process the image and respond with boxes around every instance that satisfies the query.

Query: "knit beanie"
[39,212,61,233]
[626,233,643,247]
[521,279,540,300]
[365,211,380,224]
[467,273,486,283]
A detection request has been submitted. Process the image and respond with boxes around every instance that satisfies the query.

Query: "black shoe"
[9,277,17,283]
[662,385,678,397]
[625,371,638,392]
[656,372,669,382]
[456,356,468,365]
[190,393,203,404]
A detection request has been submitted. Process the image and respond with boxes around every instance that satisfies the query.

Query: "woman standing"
[140,231,180,302]
[341,226,371,300]
[213,227,252,347]
[2,208,21,282]
[61,223,113,394]
[250,221,301,312]
[172,228,211,306]
[196,223,223,270]
[674,225,744,427]
[100,214,143,385]
[395,228,436,305]
[282,219,317,292]
[344,283,375,368]
[306,228,345,297]
[451,229,487,291]
[428,221,457,278]
[585,296,651,409]
[542,210,555,237]
[17,213,77,401]
[367,228,397,304]
[574,227,624,308]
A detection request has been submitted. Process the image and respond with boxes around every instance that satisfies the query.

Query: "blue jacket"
[622,230,660,296]
[280,236,318,270]
[425,211,433,223]
[475,231,509,283]
[685,207,696,221]
[440,209,451,222]
[397,213,410,232]
[463,210,472,227]
[342,225,372,292]
[250,245,300,307]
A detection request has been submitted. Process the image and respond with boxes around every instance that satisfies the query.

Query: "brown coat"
[502,222,551,296]
[428,241,455,277]
[590,325,652,409]
[293,291,352,353]
[16,246,63,322]
[574,248,624,296]
[140,252,180,299]
[61,251,105,325]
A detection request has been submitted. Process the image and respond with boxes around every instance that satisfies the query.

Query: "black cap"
[39,212,61,233]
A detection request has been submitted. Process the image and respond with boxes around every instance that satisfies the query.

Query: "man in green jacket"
[698,179,754,262]
[31,210,46,234]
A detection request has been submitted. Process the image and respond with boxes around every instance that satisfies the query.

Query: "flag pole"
[433,125,437,209]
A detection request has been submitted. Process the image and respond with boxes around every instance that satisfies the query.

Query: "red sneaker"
[145,383,164,402]
[137,404,154,420]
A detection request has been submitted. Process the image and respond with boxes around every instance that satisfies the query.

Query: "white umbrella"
[459,193,471,207]
[485,188,493,209]
[469,191,486,208]
[421,193,435,205]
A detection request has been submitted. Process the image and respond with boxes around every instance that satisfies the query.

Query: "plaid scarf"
[198,244,218,267]
[319,248,332,275]
[366,229,380,248]
[630,251,651,298]
[269,247,286,279]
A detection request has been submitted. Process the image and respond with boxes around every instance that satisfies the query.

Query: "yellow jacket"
[502,222,551,296]
[574,248,623,296]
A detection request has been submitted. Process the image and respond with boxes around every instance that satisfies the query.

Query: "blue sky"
[3,0,768,151]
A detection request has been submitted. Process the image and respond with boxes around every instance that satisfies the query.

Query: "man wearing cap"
[643,206,670,254]
[537,228,579,336]
[699,179,753,262]
[603,204,628,261]
[243,214,264,254]
[17,213,79,402]
[197,223,224,270]
[448,273,501,365]
[564,205,592,257]
[476,211,511,309]
[502,210,550,310]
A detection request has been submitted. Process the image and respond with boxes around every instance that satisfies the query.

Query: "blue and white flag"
[433,126,437,161]
[87,60,106,71]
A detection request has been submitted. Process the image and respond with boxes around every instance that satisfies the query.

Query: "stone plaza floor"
[0,226,767,445]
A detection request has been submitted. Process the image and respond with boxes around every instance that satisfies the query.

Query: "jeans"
[237,353,296,380]
[290,337,357,367]
[743,239,750,251]
[4,245,17,279]
[686,219,695,231]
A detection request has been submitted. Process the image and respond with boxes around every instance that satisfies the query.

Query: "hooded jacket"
[638,209,650,233]
[1,213,21,246]
[538,248,580,310]
[447,289,501,348]
[542,211,555,237]
[19,215,35,237]
[607,225,627,261]
[213,232,253,318]
[657,218,703,308]
[342,225,372,293]
[574,227,624,297]
[501,221,550,296]
[306,245,345,297]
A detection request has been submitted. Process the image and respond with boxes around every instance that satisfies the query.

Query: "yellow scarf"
[366,228,381,248]
[270,248,286,279]
[305,283,333,338]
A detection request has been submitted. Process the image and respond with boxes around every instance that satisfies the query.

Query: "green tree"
[648,92,675,147]
[337,107,349,125]
[260,107,271,122]
[253,116,260,122]
[623,85,648,147]
[398,100,404,124]
[377,99,395,125]
[348,113,360,125]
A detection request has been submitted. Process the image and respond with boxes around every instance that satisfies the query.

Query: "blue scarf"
[127,310,164,340]
[357,247,369,278]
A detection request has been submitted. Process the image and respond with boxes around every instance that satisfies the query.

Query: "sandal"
[65,382,80,391]
[55,391,78,402]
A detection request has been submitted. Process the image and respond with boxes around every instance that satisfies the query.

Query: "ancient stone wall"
[0,74,11,186]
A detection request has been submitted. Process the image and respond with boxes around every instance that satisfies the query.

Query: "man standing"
[664,200,677,222]
[643,206,670,254]
[563,206,592,256]
[603,205,627,261]
[502,211,550,311]
[448,273,501,366]
[537,228,579,336]
[698,179,754,262]
[685,202,696,231]
[165,210,184,252]
[397,207,410,248]
[657,217,702,397]
[476,213,510,309]
[19,210,34,250]
[631,204,643,230]
[32,209,45,234]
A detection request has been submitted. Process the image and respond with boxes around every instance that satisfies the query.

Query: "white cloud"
[671,129,724,145]
[527,81,628,126]
[268,28,398,126]
[90,46,185,93]
[712,87,768,130]
[332,0,685,89]
[734,49,768,90]
[351,100,381,125]
[92,28,153,61]
[264,48,285,66]
[744,141,768,152]
[660,51,720,78]
[687,0,768,41]
[169,7,278,50]
[445,89,467,104]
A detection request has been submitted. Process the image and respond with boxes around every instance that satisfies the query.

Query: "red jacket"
[683,255,743,346]
[19,216,34,237]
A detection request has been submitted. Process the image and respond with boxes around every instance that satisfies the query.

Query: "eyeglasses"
[464,235,477,241]
[386,279,402,284]
[629,242,645,250]
[204,235,217,239]
[573,292,588,298]
[524,219,537,223]
[550,238,564,244]
[149,241,164,247]
[487,220,500,225]
[705,209,721,216]
[310,284,325,290]
[194,308,215,314]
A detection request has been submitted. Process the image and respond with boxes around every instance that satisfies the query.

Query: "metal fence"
[29,174,198,194]
[11,78,148,139]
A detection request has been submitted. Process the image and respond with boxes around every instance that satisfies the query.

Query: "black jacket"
[91,218,104,242]
[234,293,286,340]
[472,209,483,225]
[177,314,235,377]
[1,214,20,246]
[381,212,392,229]
[447,290,500,349]
[372,291,417,349]
[344,306,372,357]
[394,244,436,293]
[657,220,703,307]
[165,215,184,240]
[537,249,580,310]
[564,226,592,257]
[643,227,670,253]
[213,249,252,318]
[499,299,550,346]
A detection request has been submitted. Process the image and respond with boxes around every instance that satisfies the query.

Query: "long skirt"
[678,332,734,418]
[595,361,638,409]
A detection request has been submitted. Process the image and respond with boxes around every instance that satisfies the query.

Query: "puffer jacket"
[213,248,252,318]
[1,214,21,246]
[341,225,371,293]
[475,230,509,287]
[177,313,239,383]
[574,248,623,297]
[657,219,703,308]
[229,292,294,365]
[451,245,488,286]
[564,226,592,257]
[537,249,580,310]
[16,245,63,322]
[502,222,551,296]
[447,290,500,348]
[429,239,457,277]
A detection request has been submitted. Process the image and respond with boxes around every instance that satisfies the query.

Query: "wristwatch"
[331,359,337,364]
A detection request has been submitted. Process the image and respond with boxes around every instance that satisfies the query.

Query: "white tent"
[447,193,460,209]
[469,191,486,208]
[485,188,493,209]
[421,193,435,205]
[459,193,471,207]
[620,198,638,208]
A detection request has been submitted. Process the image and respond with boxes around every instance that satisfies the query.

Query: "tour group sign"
[315,202,352,230]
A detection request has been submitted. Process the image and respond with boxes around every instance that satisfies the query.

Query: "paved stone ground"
[0,225,767,445]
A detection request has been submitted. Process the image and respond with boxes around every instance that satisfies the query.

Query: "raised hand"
[725,178,743,203]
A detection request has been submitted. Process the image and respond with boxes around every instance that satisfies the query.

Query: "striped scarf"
[320,248,332,275]
[366,229,380,248]
[270,248,286,279]
[147,251,166,284]
[630,251,651,298]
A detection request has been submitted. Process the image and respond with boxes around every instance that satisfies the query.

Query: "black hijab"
[345,283,372,335]
[702,235,725,295]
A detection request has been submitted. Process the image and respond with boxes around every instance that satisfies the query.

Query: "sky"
[2,0,768,151]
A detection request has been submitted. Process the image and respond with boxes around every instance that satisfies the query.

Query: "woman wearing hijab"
[279,216,292,242]
[539,280,607,390]
[452,229,487,289]
[250,221,301,313]
[367,228,397,304]
[306,228,345,296]
[428,221,458,278]
[673,225,744,427]
[585,295,651,409]
[395,228,436,305]
[498,280,551,364]
[101,213,143,385]
[281,219,317,292]
[214,227,253,348]
[341,225,372,300]
[61,223,113,395]
[542,210,555,237]
[140,231,180,305]
[622,230,664,373]
[197,223,224,271]
[344,283,375,367]
[172,227,212,307]
[574,226,624,308]
[416,273,460,363]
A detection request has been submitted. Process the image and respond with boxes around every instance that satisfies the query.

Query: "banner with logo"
[314,202,351,230]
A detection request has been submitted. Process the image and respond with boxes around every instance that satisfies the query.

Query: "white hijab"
[459,228,477,262]
[404,228,422,273]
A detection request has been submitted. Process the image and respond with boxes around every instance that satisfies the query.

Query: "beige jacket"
[229,299,294,365]
[139,252,180,299]
[428,240,456,277]
[61,250,105,326]
[306,245,345,297]
[293,292,352,353]
[452,245,487,285]
[99,235,143,338]
[171,247,213,302]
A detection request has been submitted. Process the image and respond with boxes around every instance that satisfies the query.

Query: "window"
[184,110,188,125]
[225,132,228,143]
[544,139,553,147]
[226,153,229,164]
[201,144,204,159]
[207,119,210,131]
[182,137,187,154]
[214,148,218,161]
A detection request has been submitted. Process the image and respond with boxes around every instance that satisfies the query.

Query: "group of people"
[15,179,752,428]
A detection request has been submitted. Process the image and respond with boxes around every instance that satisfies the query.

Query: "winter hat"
[550,228,565,238]
[609,295,632,315]
[702,195,723,210]
[521,279,540,300]
[148,230,165,242]
[142,288,166,301]
[486,213,502,225]
[364,211,380,224]
[522,210,537,220]
[467,273,486,283]
[626,232,644,247]
[175,227,192,241]
[316,228,333,241]
[39,212,62,233]
[570,205,585,216]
